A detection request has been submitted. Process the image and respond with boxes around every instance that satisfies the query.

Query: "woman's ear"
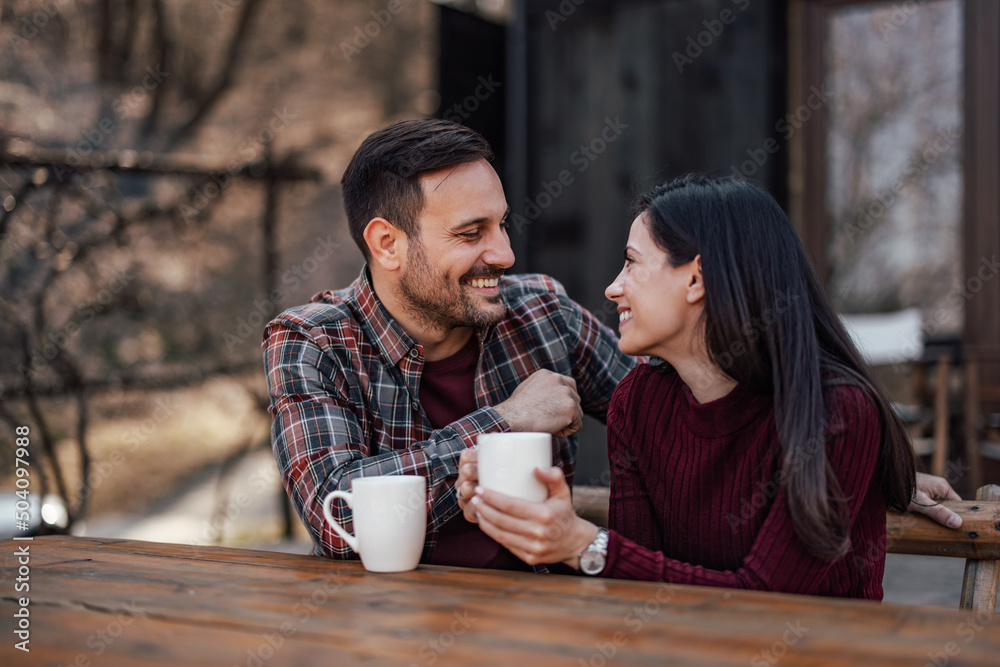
[686,255,705,304]
[363,218,403,272]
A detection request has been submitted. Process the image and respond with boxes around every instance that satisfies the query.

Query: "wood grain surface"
[2,535,999,666]
[887,499,1000,559]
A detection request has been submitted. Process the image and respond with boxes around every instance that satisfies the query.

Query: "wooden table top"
[3,535,999,666]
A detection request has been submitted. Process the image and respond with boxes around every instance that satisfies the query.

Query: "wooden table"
[3,536,999,666]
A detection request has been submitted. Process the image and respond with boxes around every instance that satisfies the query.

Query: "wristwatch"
[578,528,609,575]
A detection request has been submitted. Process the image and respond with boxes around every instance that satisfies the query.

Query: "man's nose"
[484,229,515,269]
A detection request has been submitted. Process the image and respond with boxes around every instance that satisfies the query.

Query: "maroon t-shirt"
[420,334,532,571]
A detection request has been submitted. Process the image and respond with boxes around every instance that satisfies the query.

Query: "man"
[265,119,962,571]
[263,119,634,569]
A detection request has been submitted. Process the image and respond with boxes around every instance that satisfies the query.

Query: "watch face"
[580,551,606,575]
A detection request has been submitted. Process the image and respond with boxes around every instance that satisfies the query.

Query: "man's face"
[397,159,514,332]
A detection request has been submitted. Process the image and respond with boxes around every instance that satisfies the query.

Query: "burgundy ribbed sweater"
[602,364,887,599]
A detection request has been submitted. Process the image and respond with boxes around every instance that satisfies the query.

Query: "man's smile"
[466,277,500,289]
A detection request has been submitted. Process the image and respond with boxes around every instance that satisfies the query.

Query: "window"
[819,1,964,335]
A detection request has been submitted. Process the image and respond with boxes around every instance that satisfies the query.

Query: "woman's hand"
[456,447,480,523]
[909,472,962,528]
[471,466,599,569]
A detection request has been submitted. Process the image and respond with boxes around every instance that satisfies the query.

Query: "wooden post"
[960,484,1000,614]
[966,357,983,493]
[931,355,951,477]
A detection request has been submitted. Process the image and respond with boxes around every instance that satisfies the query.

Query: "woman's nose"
[605,270,624,300]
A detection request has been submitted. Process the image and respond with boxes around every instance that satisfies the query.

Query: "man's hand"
[493,370,583,437]
[909,472,962,528]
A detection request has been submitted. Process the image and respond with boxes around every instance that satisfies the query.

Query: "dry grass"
[1,374,271,520]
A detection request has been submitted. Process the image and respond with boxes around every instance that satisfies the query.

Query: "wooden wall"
[515,0,788,483]
[964,0,1000,366]
[437,0,999,483]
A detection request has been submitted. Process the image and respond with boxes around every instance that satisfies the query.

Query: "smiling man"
[263,119,636,569]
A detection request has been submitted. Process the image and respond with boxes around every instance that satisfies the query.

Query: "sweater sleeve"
[602,386,884,595]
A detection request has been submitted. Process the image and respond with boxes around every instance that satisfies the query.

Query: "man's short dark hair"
[341,119,494,260]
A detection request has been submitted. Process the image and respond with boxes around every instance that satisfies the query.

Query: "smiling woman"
[604,212,708,374]
[465,174,935,600]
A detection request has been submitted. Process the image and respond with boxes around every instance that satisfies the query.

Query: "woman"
[459,175,945,599]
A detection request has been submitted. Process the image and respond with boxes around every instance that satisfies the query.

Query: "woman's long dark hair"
[639,174,916,560]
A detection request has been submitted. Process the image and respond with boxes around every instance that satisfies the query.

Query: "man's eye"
[460,231,481,239]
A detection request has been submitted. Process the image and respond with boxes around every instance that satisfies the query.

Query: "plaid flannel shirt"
[263,266,635,561]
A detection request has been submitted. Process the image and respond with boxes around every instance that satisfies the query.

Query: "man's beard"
[398,239,508,333]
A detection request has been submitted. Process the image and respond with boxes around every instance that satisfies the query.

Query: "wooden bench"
[886,484,1000,613]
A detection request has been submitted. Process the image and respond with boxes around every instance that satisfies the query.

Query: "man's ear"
[686,255,705,304]
[363,218,404,272]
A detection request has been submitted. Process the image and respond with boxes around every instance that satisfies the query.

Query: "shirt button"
[409,348,420,358]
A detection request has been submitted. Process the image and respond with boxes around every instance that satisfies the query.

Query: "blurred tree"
[0,0,436,535]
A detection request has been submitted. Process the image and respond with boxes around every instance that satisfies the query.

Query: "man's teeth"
[619,311,633,322]
[468,278,499,288]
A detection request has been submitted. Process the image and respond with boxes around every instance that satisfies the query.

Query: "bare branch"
[97,0,115,82]
[0,138,321,182]
[0,178,34,247]
[119,0,142,79]
[142,0,173,139]
[163,0,266,150]
[1,361,263,399]
[71,388,91,525]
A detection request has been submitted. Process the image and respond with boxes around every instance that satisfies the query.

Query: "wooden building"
[437,0,1000,484]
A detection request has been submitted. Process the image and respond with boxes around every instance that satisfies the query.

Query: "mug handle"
[322,490,360,553]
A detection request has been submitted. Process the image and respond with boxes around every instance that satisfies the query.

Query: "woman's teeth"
[619,311,633,322]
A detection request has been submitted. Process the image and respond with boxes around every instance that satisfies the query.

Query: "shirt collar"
[353,265,420,366]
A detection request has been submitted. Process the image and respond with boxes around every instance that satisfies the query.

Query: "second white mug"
[476,432,553,502]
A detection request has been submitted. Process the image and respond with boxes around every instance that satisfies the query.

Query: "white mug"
[477,432,552,502]
[322,475,426,572]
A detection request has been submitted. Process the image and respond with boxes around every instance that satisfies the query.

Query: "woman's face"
[604,213,704,361]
